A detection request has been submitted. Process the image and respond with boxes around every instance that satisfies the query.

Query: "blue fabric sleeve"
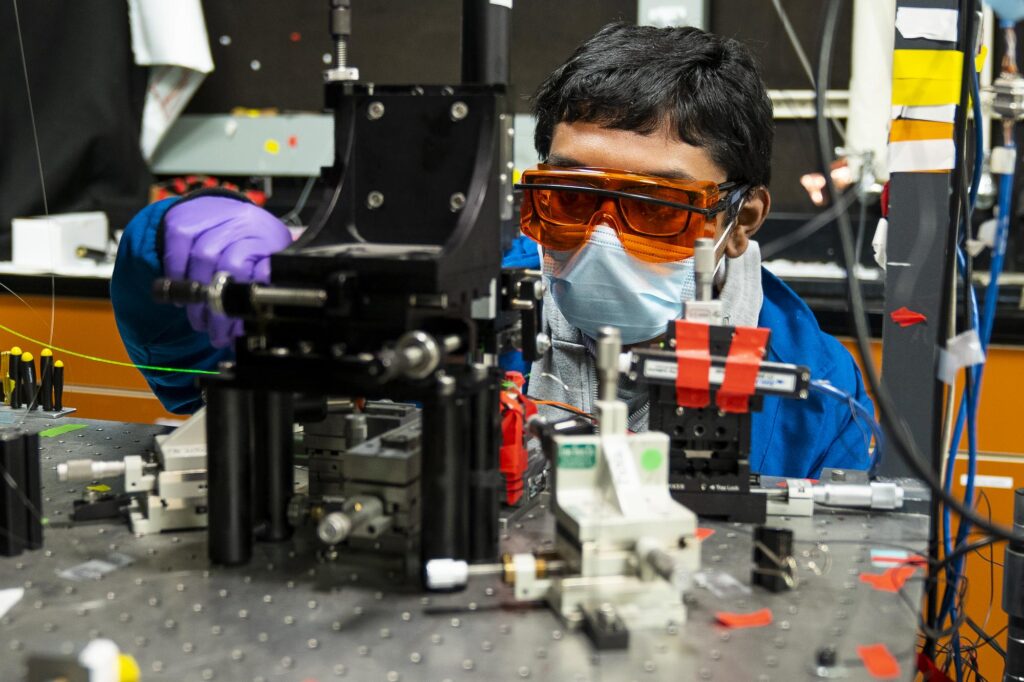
[751,270,876,478]
[502,235,541,269]
[497,236,542,379]
[110,198,231,414]
[803,338,876,478]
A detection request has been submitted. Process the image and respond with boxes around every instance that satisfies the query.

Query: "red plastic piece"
[715,608,773,629]
[859,565,918,593]
[917,652,954,681]
[890,306,927,327]
[288,135,298,148]
[880,181,890,218]
[857,643,901,679]
[717,326,769,413]
[499,372,537,506]
[290,31,302,42]
[245,189,268,207]
[674,319,711,408]
[695,527,715,541]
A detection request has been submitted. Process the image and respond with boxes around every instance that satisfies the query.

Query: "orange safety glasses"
[517,165,745,263]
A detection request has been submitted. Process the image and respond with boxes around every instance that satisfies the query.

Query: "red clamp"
[717,326,769,413]
[499,372,536,506]
[674,321,769,414]
[674,320,711,408]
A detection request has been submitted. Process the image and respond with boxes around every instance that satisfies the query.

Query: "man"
[113,23,872,478]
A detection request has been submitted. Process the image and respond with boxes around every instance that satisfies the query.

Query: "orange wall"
[839,338,1024,455]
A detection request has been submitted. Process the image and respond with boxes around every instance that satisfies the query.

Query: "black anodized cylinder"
[419,386,469,570]
[253,391,294,542]
[468,368,500,562]
[460,0,510,85]
[206,382,254,566]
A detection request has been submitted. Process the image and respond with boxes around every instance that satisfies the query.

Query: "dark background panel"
[509,0,636,111]
[188,0,636,114]
[709,0,853,89]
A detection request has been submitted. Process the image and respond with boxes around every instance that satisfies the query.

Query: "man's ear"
[725,186,771,258]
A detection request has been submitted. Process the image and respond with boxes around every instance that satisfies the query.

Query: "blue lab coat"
[112,199,874,477]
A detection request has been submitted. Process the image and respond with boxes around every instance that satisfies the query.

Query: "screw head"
[367,101,385,120]
[449,192,467,212]
[367,191,385,209]
[450,101,469,121]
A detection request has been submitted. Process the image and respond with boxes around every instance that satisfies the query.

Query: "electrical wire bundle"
[813,1,1021,679]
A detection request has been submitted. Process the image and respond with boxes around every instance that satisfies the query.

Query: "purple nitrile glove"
[163,196,293,348]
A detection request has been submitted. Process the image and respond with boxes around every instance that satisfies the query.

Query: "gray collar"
[716,240,763,328]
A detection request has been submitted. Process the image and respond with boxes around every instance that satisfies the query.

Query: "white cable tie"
[990,146,1017,175]
[976,218,997,249]
[937,329,986,385]
[965,238,987,258]
[871,218,888,271]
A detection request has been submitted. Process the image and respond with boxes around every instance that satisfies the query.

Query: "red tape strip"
[674,320,711,408]
[714,608,773,629]
[857,643,901,679]
[859,565,918,593]
[717,326,770,413]
[890,306,927,327]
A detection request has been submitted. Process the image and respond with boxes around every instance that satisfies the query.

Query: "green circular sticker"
[640,448,663,471]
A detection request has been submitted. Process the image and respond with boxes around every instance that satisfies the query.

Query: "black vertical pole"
[251,391,268,538]
[461,0,511,85]
[0,429,27,557]
[253,391,294,542]
[468,365,501,562]
[207,379,254,566]
[420,378,469,572]
[22,431,41,549]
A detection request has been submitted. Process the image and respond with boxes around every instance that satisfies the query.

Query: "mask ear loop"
[712,189,749,278]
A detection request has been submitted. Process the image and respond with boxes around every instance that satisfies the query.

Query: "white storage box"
[12,212,109,271]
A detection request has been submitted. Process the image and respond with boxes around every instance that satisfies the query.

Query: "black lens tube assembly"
[252,391,295,543]
[0,428,42,557]
[461,0,510,85]
[206,378,254,566]
[468,365,501,563]
[1004,489,1024,681]
[206,378,296,565]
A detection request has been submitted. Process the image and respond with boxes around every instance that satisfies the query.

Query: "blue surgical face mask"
[543,225,697,345]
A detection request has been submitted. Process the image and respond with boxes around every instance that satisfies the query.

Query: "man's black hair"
[533,22,774,187]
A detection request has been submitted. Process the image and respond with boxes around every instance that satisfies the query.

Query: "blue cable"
[939,59,988,677]
[809,380,881,472]
[939,61,1016,676]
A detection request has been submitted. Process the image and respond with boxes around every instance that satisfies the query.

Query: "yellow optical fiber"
[0,323,219,376]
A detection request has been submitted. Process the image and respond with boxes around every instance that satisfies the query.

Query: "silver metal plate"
[0,420,929,681]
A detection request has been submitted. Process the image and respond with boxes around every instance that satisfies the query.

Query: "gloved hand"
[162,196,293,348]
